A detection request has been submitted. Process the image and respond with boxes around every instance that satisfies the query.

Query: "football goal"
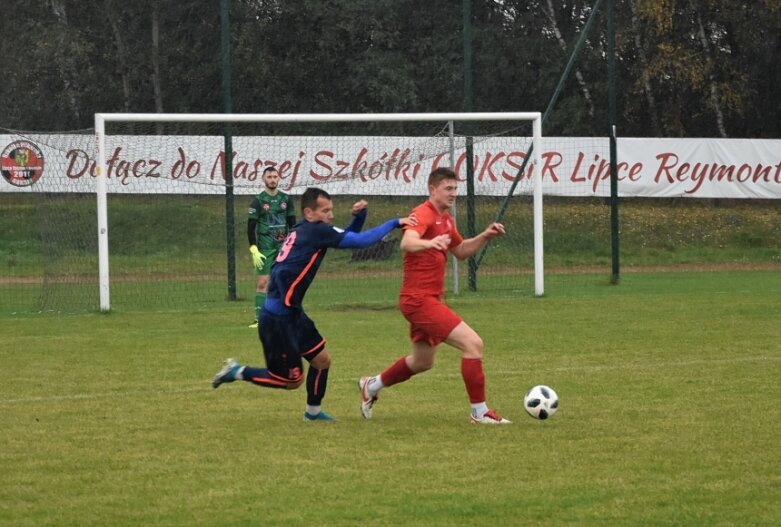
[1,113,543,314]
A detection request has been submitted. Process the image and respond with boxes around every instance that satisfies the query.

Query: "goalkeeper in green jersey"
[247,167,296,327]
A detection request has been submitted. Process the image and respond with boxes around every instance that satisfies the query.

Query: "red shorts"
[399,294,462,347]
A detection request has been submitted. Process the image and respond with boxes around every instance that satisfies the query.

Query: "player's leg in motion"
[359,341,431,419]
[360,302,510,423]
[303,349,334,421]
[298,314,334,421]
[211,359,303,390]
[446,321,510,425]
[213,310,304,390]
[360,295,453,419]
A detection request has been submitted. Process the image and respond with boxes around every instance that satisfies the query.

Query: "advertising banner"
[1,135,779,198]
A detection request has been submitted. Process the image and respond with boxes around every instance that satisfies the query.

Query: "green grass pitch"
[2,271,780,526]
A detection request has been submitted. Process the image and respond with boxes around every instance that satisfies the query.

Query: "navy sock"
[306,366,329,406]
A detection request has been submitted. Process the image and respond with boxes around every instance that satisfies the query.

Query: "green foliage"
[1,272,780,525]
[1,1,779,137]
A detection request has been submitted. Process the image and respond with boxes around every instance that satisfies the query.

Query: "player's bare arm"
[450,222,505,260]
[401,229,451,253]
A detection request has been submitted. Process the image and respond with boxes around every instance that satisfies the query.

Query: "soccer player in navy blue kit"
[212,187,417,421]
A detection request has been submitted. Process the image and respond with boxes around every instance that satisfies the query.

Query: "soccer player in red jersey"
[359,167,511,424]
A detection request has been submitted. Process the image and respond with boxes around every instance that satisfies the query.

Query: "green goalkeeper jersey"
[248,191,296,251]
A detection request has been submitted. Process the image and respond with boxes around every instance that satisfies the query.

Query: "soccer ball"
[523,385,559,420]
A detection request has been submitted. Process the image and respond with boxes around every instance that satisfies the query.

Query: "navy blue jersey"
[267,220,347,310]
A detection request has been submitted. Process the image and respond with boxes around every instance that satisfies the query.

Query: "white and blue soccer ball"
[523,384,559,420]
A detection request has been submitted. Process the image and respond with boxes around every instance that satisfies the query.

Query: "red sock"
[461,358,486,403]
[380,356,414,387]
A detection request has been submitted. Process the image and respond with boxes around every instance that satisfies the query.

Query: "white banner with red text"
[1,135,779,198]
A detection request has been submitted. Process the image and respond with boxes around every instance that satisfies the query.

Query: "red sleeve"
[403,203,434,236]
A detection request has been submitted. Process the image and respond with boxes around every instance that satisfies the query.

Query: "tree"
[0,0,778,138]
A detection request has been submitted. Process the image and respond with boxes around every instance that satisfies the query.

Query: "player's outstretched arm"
[450,222,505,260]
[337,213,418,249]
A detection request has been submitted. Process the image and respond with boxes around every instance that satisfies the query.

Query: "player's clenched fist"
[429,234,452,250]
[483,222,505,239]
[352,199,369,214]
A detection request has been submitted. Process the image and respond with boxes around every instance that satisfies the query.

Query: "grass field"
[2,271,780,526]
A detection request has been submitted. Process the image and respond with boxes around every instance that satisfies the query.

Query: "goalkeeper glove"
[249,245,267,270]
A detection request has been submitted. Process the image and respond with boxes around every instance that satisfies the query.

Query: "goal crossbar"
[96,112,541,123]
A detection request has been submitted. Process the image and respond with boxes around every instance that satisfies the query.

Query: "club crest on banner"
[1,140,45,187]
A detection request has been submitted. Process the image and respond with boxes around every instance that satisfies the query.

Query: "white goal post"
[94,112,543,312]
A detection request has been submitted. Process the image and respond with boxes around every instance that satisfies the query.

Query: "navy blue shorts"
[258,308,325,380]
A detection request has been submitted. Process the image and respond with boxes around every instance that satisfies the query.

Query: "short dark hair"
[262,166,279,176]
[301,187,331,211]
[428,166,457,187]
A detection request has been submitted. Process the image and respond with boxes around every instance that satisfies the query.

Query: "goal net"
[1,113,542,314]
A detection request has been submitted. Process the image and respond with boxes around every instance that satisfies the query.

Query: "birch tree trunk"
[151,0,164,133]
[48,0,81,122]
[628,0,660,134]
[691,0,727,137]
[543,0,595,118]
[104,0,132,113]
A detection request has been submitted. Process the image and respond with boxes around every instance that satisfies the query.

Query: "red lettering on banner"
[65,149,97,178]
[232,159,262,181]
[542,151,562,183]
[352,148,369,180]
[277,159,291,178]
[567,151,638,190]
[383,149,399,181]
[655,152,781,194]
[570,152,625,192]
[65,147,164,183]
[477,152,503,182]
[312,150,334,181]
[281,151,305,190]
[311,148,427,185]
[393,149,420,183]
[620,161,643,182]
[367,156,384,181]
[453,153,470,182]
[144,159,162,179]
[208,150,222,180]
[211,149,246,181]
[28,138,781,196]
[430,153,447,174]
[116,159,131,185]
[502,151,529,182]
[332,158,350,180]
[105,147,121,178]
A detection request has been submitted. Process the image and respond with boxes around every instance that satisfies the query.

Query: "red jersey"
[400,200,463,296]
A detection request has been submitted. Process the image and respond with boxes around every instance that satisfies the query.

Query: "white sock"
[306,405,321,416]
[366,375,384,397]
[471,402,489,418]
[236,366,245,380]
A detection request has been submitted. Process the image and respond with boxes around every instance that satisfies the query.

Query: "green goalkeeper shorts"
[253,248,280,276]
